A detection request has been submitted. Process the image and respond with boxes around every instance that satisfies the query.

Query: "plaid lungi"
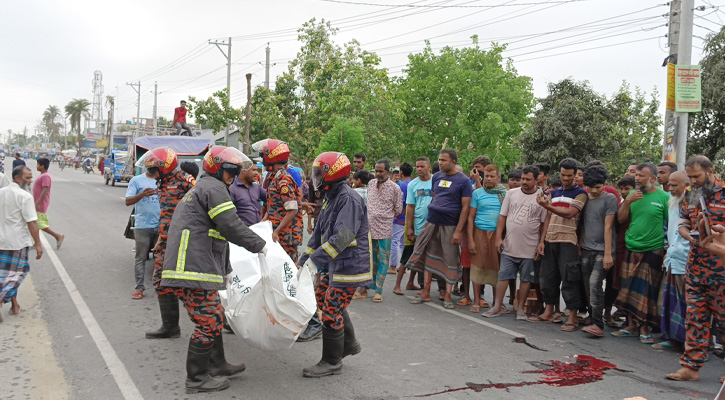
[614,248,665,328]
[0,248,30,303]
[405,223,459,285]
[470,229,499,286]
[661,270,687,343]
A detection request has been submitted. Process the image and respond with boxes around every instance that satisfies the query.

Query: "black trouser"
[540,242,583,310]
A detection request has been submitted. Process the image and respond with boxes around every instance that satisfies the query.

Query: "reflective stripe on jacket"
[298,182,372,288]
[161,174,266,290]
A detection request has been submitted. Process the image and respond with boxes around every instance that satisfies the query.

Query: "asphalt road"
[0,159,723,400]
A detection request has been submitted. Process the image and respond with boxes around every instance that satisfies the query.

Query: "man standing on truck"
[172,100,193,136]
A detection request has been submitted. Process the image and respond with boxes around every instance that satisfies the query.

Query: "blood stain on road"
[415,355,621,397]
[512,337,547,351]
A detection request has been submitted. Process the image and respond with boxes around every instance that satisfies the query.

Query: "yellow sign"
[666,63,675,111]
[97,140,108,148]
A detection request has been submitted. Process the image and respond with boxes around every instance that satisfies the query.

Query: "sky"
[0,0,722,142]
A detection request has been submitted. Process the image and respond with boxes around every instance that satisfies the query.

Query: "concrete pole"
[675,0,694,170]
[244,73,252,154]
[153,82,158,136]
[265,44,270,90]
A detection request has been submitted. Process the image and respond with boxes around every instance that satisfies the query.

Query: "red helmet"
[136,147,178,175]
[312,152,351,191]
[203,145,253,175]
[253,139,290,166]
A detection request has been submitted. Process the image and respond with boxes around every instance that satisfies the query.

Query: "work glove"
[259,246,268,256]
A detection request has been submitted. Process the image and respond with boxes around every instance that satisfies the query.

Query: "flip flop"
[469,305,480,313]
[393,289,404,296]
[352,292,368,300]
[56,235,65,250]
[639,334,655,344]
[410,297,430,304]
[665,368,699,381]
[582,325,604,337]
[652,341,674,350]
[131,290,143,300]
[482,310,502,318]
[610,329,637,337]
[500,306,511,315]
[561,323,578,332]
[442,302,455,309]
[479,299,490,308]
[372,294,383,303]
[528,315,553,323]
[552,313,563,324]
[456,298,472,306]
[516,313,528,321]
[720,375,724,384]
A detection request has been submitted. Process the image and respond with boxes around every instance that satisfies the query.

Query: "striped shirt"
[545,184,588,246]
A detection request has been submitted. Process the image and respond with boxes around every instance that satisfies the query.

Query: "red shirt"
[173,107,187,124]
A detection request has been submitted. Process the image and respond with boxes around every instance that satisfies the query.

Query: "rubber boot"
[302,326,344,378]
[341,309,361,358]
[185,339,230,394]
[297,314,322,342]
[208,334,246,377]
[145,293,181,339]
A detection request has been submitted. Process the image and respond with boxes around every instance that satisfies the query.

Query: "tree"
[316,117,366,158]
[688,26,725,169]
[395,39,534,168]
[42,105,62,145]
[249,87,289,146]
[64,99,91,155]
[187,88,242,134]
[520,79,661,177]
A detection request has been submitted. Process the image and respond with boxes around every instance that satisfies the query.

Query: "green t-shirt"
[625,188,669,253]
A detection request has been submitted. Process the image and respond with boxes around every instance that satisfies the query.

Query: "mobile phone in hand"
[700,196,712,237]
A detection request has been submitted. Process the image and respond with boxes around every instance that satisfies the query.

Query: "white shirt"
[0,172,9,189]
[0,182,38,250]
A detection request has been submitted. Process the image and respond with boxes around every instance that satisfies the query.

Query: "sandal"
[479,299,490,308]
[469,305,480,313]
[352,292,368,300]
[482,309,503,318]
[528,315,553,323]
[561,323,578,332]
[456,298,472,306]
[665,368,699,381]
[443,302,455,310]
[720,375,724,384]
[652,341,674,350]
[516,313,528,321]
[582,325,604,337]
[639,335,655,344]
[131,290,143,300]
[372,293,383,303]
[610,329,637,337]
[410,297,430,304]
[552,313,563,324]
[500,306,511,314]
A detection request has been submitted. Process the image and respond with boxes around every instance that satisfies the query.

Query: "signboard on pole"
[675,64,702,112]
[662,115,679,163]
[666,63,676,111]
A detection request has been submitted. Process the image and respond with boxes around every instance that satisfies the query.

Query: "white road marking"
[79,182,86,185]
[408,296,525,339]
[96,188,103,192]
[39,235,144,400]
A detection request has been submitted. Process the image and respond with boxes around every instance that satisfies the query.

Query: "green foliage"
[64,98,91,154]
[316,117,366,158]
[187,88,242,133]
[520,79,661,178]
[688,26,725,171]
[395,38,535,168]
[42,105,62,145]
[249,87,289,146]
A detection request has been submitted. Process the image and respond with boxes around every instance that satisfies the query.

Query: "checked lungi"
[0,248,30,303]
[660,268,687,343]
[404,223,459,285]
[614,248,665,328]
[368,238,392,295]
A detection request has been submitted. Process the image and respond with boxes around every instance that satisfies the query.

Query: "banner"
[666,63,676,111]
[662,115,679,163]
[675,65,702,112]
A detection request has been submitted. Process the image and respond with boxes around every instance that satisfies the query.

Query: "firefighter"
[140,147,196,340]
[160,146,267,393]
[254,139,303,261]
[298,152,372,378]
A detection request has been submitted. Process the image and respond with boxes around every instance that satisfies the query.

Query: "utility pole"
[152,82,158,136]
[244,73,252,154]
[126,81,141,143]
[662,0,681,162]
[209,37,232,145]
[264,43,271,90]
[674,0,694,171]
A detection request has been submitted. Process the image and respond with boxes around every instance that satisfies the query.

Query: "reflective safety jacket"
[299,182,372,288]
[161,174,266,290]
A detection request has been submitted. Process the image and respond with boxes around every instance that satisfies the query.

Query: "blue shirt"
[428,171,473,226]
[125,175,160,229]
[470,188,502,231]
[664,202,689,274]
[394,180,411,225]
[406,178,433,236]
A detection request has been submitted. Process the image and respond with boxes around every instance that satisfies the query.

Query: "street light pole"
[675,0,694,170]
[209,37,232,145]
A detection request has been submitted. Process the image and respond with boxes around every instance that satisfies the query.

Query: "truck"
[105,150,133,186]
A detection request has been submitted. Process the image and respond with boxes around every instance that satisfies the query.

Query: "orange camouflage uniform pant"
[167,287,224,344]
[680,274,725,370]
[316,272,356,330]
